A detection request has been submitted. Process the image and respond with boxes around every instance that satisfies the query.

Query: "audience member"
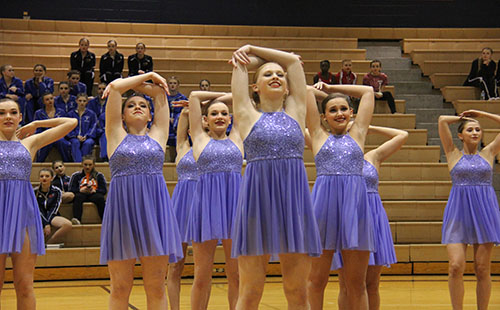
[52,160,75,204]
[66,93,98,162]
[99,39,124,84]
[199,79,211,91]
[313,60,335,84]
[25,64,54,123]
[0,64,26,123]
[67,70,87,96]
[464,47,497,99]
[363,60,397,114]
[166,76,188,162]
[54,81,77,114]
[88,82,107,117]
[127,42,153,77]
[70,38,95,96]
[335,59,357,85]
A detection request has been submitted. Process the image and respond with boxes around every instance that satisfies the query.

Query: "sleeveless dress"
[0,141,45,255]
[100,134,183,264]
[312,134,375,253]
[231,112,322,261]
[442,154,500,244]
[172,149,199,244]
[332,160,396,269]
[185,139,242,243]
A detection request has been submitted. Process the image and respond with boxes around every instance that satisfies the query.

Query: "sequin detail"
[109,135,164,178]
[177,149,199,181]
[315,134,363,176]
[363,160,379,193]
[197,139,242,174]
[0,141,31,180]
[450,154,492,186]
[244,112,304,162]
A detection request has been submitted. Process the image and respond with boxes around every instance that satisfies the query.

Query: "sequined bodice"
[315,134,364,176]
[0,141,31,181]
[110,135,164,178]
[244,112,303,162]
[197,139,242,174]
[177,149,199,181]
[450,154,492,186]
[363,160,379,193]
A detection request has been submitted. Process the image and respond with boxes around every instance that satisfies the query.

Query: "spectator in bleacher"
[0,64,27,124]
[54,81,77,114]
[25,64,54,124]
[34,92,72,162]
[363,60,397,114]
[35,168,72,245]
[463,47,497,100]
[67,70,87,96]
[70,38,95,96]
[88,82,107,117]
[69,155,106,225]
[166,76,188,162]
[199,78,211,91]
[99,39,124,84]
[127,42,153,77]
[313,60,335,84]
[335,59,357,85]
[66,93,98,162]
[97,112,107,161]
[439,110,500,310]
[52,160,75,204]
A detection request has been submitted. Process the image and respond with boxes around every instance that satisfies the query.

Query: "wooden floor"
[2,275,500,309]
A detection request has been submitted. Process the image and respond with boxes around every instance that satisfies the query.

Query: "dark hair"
[41,91,53,102]
[136,42,146,49]
[0,64,12,78]
[482,47,493,54]
[76,93,88,101]
[0,97,21,111]
[320,93,351,114]
[79,37,89,45]
[107,39,117,46]
[39,168,54,177]
[199,79,211,87]
[370,59,382,67]
[59,81,69,88]
[33,64,47,72]
[121,93,151,113]
[320,60,330,66]
[201,100,227,116]
[51,160,64,170]
[82,155,98,180]
[457,119,480,133]
[67,70,81,78]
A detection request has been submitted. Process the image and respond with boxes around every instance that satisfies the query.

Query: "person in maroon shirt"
[363,60,397,114]
[313,60,335,84]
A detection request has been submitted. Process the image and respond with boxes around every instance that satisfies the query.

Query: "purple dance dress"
[100,134,183,264]
[231,112,322,260]
[442,154,500,244]
[0,141,45,255]
[172,149,199,244]
[312,134,375,253]
[185,139,242,243]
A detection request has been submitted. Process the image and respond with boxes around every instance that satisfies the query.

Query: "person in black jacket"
[51,160,75,203]
[463,47,497,99]
[127,42,153,77]
[70,38,96,96]
[100,40,124,84]
[69,155,107,224]
[36,168,72,244]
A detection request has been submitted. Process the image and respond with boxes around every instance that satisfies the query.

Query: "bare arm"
[176,107,190,154]
[305,87,323,139]
[366,125,408,166]
[462,110,500,157]
[188,91,227,143]
[438,115,462,156]
[133,83,169,145]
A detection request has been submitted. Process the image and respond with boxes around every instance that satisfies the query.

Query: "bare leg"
[337,269,348,310]
[140,256,169,310]
[447,243,467,310]
[366,265,382,310]
[61,192,75,204]
[473,243,493,310]
[11,233,37,310]
[108,259,135,310]
[341,250,370,310]
[280,253,311,310]
[236,255,269,310]
[307,250,334,310]
[191,240,217,310]
[167,243,188,310]
[46,216,72,244]
[0,254,7,310]
[222,239,239,310]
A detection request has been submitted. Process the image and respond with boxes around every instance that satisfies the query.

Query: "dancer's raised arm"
[438,115,463,160]
[365,125,408,168]
[134,82,169,145]
[461,109,500,158]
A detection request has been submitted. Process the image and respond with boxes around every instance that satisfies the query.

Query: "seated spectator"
[363,60,397,114]
[36,168,72,245]
[34,92,72,162]
[25,64,54,123]
[66,93,98,162]
[127,42,153,77]
[87,82,107,117]
[55,81,77,114]
[335,59,357,85]
[199,79,211,91]
[0,64,26,124]
[167,76,188,162]
[67,70,87,97]
[313,60,335,84]
[99,39,124,84]
[97,112,107,161]
[52,160,75,204]
[70,38,95,96]
[69,155,107,224]
[464,47,497,100]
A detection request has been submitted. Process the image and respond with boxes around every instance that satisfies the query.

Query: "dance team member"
[67,70,87,97]
[127,42,153,77]
[230,45,322,309]
[183,91,243,310]
[166,76,188,162]
[70,38,95,96]
[54,81,77,114]
[439,110,500,310]
[306,82,375,310]
[66,93,98,162]
[99,39,124,84]
[25,64,54,123]
[167,106,199,310]
[335,125,408,310]
[0,98,76,309]
[99,72,183,309]
[0,64,26,124]
[52,160,75,204]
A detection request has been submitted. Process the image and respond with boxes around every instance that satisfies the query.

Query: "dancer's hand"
[16,122,37,139]
[314,81,327,90]
[172,100,189,108]
[230,45,252,67]
[460,109,481,118]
